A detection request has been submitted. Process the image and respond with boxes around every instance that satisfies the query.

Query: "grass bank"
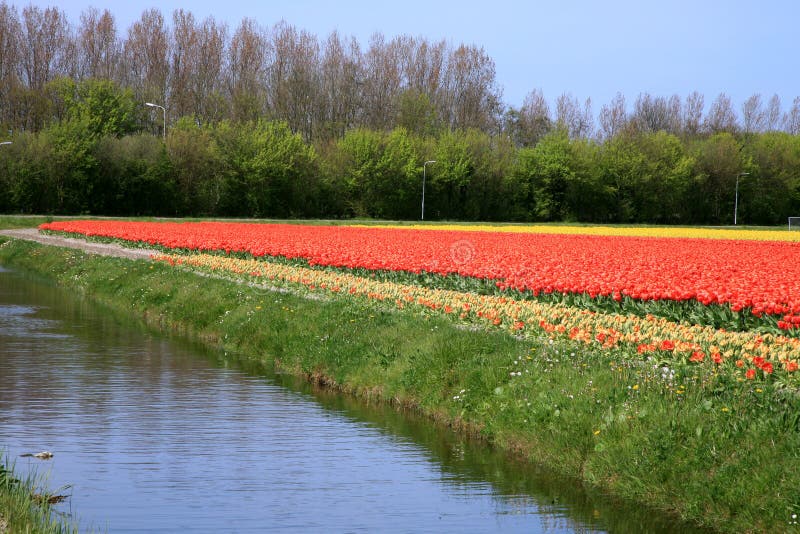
[1,231,799,532]
[0,457,76,534]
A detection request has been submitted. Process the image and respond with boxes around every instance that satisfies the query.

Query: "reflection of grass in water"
[265,368,707,534]
[0,455,77,533]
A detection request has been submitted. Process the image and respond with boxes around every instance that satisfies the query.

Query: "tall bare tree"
[19,5,71,90]
[78,7,120,81]
[192,16,227,123]
[741,93,766,133]
[265,21,320,139]
[169,9,198,119]
[361,33,401,131]
[514,88,551,146]
[227,17,268,122]
[318,30,362,139]
[631,93,672,133]
[666,94,683,134]
[555,92,593,138]
[598,92,627,140]
[396,35,445,98]
[785,97,800,135]
[440,43,501,132]
[123,9,169,112]
[683,91,704,137]
[765,94,781,131]
[393,35,446,134]
[704,93,738,133]
[0,3,22,126]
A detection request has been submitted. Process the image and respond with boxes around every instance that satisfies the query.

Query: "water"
[0,265,700,533]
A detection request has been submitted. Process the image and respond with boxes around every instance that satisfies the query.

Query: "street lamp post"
[422,160,436,220]
[734,172,750,225]
[145,102,166,140]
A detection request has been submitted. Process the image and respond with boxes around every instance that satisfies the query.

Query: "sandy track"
[0,228,158,260]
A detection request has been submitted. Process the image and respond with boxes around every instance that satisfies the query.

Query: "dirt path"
[0,228,158,260]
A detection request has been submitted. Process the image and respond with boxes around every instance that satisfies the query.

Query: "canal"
[0,264,698,532]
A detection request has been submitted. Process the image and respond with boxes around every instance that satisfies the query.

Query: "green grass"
[0,457,77,534]
[0,215,54,229]
[2,228,800,532]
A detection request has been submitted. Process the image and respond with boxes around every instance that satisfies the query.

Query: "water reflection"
[0,265,704,533]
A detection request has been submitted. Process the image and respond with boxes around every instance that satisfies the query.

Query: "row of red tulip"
[39,220,800,327]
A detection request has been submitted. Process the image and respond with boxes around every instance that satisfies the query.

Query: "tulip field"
[38,219,800,385]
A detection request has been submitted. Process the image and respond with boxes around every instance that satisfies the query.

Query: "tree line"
[1,4,799,224]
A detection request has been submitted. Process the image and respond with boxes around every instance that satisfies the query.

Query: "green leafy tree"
[514,129,573,221]
[94,134,174,215]
[50,77,138,138]
[376,128,419,219]
[396,89,440,137]
[44,116,100,213]
[596,133,645,222]
[167,118,223,215]
[214,119,318,217]
[329,128,384,217]
[562,138,607,222]
[692,133,747,224]
[11,78,142,214]
[3,131,61,213]
[328,127,419,219]
[430,130,473,219]
[743,132,800,224]
[461,128,515,220]
[631,131,695,224]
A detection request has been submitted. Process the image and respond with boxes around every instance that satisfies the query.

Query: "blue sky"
[37,0,800,111]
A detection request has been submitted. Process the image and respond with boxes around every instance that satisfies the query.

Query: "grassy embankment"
[0,458,76,534]
[1,217,799,533]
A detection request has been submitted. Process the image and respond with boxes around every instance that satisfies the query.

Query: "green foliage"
[692,133,747,224]
[514,129,575,221]
[49,77,138,138]
[395,89,441,137]
[3,131,64,213]
[378,128,420,218]
[328,127,420,218]
[166,118,221,215]
[429,130,474,219]
[94,134,174,215]
[742,132,800,224]
[2,76,800,224]
[330,128,384,216]
[598,131,697,224]
[213,119,318,218]
[2,78,138,214]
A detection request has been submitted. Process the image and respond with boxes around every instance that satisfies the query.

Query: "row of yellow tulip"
[358,223,800,242]
[152,252,800,382]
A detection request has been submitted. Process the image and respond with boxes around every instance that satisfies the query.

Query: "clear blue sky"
[38,0,800,111]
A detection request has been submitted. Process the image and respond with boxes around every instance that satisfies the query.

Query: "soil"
[0,228,158,260]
